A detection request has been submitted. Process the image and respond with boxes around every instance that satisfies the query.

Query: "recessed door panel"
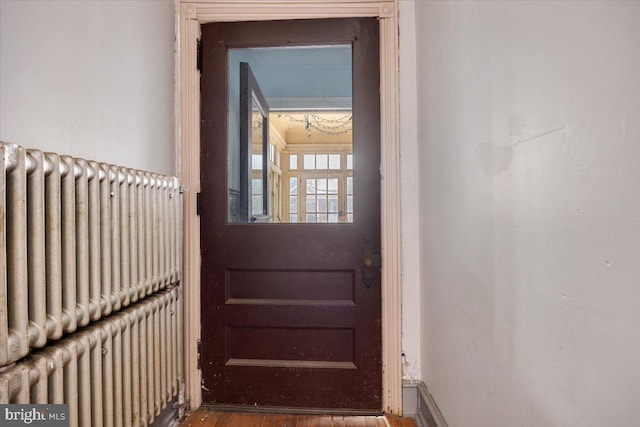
[227,269,355,304]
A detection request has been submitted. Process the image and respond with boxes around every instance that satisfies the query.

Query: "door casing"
[176,0,401,414]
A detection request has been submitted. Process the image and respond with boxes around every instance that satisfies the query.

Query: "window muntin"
[286,152,352,223]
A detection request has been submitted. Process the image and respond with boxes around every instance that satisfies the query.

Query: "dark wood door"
[200,18,381,410]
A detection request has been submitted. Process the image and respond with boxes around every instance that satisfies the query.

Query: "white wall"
[0,0,175,175]
[398,0,421,382]
[416,1,640,426]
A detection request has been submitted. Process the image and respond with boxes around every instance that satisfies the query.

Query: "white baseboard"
[402,379,420,417]
[414,382,448,427]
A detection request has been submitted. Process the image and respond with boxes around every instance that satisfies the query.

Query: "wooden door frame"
[176,0,402,414]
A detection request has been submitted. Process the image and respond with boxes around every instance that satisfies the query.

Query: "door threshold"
[200,404,383,417]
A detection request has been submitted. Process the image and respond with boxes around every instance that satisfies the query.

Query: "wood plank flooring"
[181,411,416,427]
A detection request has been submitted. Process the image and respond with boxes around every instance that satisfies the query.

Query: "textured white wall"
[398,0,421,381]
[0,0,175,175]
[416,1,640,426]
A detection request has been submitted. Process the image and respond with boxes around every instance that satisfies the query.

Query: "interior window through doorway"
[227,46,353,224]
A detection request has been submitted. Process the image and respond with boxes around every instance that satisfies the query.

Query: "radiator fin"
[0,143,183,366]
[0,142,184,426]
[0,288,183,427]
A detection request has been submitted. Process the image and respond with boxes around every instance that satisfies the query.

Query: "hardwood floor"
[181,411,417,427]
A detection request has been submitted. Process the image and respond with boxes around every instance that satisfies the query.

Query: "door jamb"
[177,0,402,414]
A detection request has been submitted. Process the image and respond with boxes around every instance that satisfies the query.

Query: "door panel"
[200,18,381,410]
[226,270,355,303]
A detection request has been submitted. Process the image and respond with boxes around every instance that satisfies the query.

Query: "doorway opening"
[177,0,402,413]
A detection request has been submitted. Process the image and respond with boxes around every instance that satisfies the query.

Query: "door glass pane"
[304,154,316,170]
[306,179,316,195]
[227,45,353,223]
[328,195,338,213]
[329,154,341,169]
[346,176,354,223]
[328,179,338,194]
[306,195,316,213]
[317,178,327,193]
[316,154,328,170]
[318,195,328,212]
[252,154,262,170]
[252,195,263,215]
[252,179,262,194]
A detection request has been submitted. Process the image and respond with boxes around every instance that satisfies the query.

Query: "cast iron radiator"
[0,142,184,426]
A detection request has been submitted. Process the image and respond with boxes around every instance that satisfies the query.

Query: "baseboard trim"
[200,404,382,417]
[150,399,179,427]
[415,382,448,427]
